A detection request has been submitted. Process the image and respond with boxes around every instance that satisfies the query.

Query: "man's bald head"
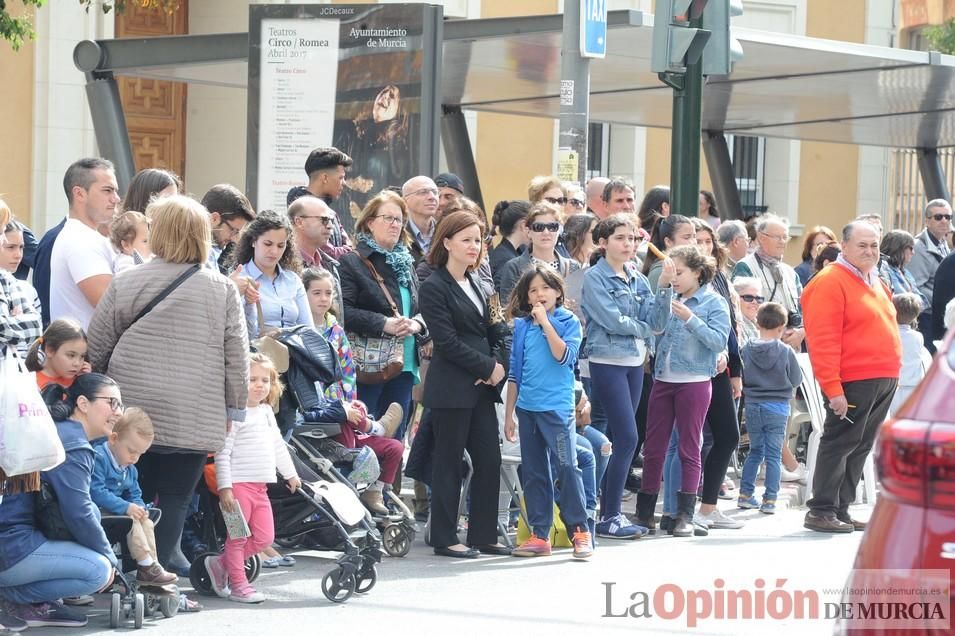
[402,175,439,222]
[586,177,610,218]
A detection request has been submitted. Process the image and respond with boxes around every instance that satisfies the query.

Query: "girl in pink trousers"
[206,353,301,603]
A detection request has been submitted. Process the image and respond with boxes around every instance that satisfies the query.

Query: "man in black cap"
[287,147,353,258]
[434,172,464,217]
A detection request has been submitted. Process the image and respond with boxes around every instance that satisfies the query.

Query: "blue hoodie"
[508,306,581,413]
[0,419,117,572]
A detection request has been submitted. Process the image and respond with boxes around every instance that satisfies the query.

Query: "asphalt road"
[67,500,868,636]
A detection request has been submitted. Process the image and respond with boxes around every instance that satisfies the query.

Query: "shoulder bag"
[346,258,404,384]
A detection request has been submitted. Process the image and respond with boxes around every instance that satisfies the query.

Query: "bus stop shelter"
[73,8,955,216]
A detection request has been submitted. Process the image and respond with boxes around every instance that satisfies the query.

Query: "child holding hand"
[90,407,177,585]
[206,353,301,603]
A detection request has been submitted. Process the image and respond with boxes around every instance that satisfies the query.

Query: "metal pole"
[441,105,485,211]
[559,0,590,186]
[669,14,704,217]
[84,72,135,195]
[702,130,744,220]
[916,147,950,202]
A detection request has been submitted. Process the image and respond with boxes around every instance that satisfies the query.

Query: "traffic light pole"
[559,0,590,186]
[666,13,704,218]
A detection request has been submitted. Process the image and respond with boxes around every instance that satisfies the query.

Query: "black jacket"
[418,267,501,409]
[931,250,955,340]
[339,242,428,343]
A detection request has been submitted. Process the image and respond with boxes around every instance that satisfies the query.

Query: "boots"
[377,403,404,439]
[672,492,698,538]
[360,489,389,515]
[635,491,658,534]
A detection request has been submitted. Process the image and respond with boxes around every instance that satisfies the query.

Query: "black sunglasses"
[932,214,952,222]
[530,222,561,233]
[544,197,568,206]
[739,294,765,304]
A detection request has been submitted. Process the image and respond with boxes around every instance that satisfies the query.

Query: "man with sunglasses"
[287,147,354,259]
[288,195,344,318]
[909,198,953,353]
[201,184,256,276]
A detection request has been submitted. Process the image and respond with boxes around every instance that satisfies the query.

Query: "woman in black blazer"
[418,211,508,558]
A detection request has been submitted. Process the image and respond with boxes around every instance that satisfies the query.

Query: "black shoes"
[434,546,480,559]
[804,511,854,533]
[470,544,513,556]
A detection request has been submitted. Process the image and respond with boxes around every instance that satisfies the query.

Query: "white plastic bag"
[0,350,65,476]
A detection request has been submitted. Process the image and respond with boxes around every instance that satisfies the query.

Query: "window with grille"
[586,122,610,181]
[727,134,767,218]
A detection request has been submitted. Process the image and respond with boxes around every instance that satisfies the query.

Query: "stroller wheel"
[355,565,377,594]
[189,551,217,596]
[109,593,121,628]
[144,593,157,617]
[133,593,145,629]
[321,567,356,603]
[159,595,179,618]
[382,524,411,558]
[245,554,261,583]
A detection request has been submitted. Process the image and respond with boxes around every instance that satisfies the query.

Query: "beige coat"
[88,259,249,452]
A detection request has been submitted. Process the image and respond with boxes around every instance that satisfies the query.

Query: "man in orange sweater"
[801,221,901,533]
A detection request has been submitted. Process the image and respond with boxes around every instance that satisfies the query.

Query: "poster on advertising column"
[248,4,442,233]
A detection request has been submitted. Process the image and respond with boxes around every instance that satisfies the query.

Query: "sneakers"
[595,514,644,540]
[6,600,87,628]
[572,527,593,559]
[738,494,760,509]
[137,562,178,585]
[760,500,777,515]
[61,595,94,606]
[692,512,714,528]
[698,508,745,529]
[377,402,404,439]
[228,587,265,604]
[0,606,27,633]
[205,554,230,598]
[781,462,807,483]
[360,489,390,515]
[262,554,296,568]
[511,535,552,557]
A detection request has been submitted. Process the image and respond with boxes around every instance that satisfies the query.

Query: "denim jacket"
[581,258,672,360]
[653,283,730,379]
[91,441,145,515]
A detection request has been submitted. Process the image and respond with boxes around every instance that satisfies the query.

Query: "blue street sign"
[580,0,607,59]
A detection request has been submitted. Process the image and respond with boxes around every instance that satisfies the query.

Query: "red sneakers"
[572,527,593,559]
[511,535,552,557]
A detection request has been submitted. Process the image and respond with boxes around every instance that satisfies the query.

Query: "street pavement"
[69,499,870,636]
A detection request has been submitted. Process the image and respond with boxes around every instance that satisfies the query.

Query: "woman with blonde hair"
[88,194,249,575]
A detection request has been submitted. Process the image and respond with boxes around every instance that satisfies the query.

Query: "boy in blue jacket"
[91,408,177,585]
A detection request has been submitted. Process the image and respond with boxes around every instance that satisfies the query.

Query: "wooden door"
[115,2,188,182]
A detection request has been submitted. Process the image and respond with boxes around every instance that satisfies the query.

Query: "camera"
[787,312,803,329]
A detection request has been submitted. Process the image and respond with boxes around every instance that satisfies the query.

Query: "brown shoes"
[377,403,404,439]
[837,515,867,531]
[360,489,390,515]
[804,511,854,533]
[136,562,178,585]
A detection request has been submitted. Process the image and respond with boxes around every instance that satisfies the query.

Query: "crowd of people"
[0,148,947,629]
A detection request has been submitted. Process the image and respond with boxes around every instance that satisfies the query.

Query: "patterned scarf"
[358,232,414,289]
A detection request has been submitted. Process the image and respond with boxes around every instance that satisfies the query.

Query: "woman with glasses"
[339,190,429,442]
[563,185,587,218]
[733,277,763,346]
[89,195,250,576]
[497,202,581,306]
[230,211,313,337]
[0,374,123,629]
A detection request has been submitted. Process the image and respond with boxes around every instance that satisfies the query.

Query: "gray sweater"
[741,338,802,403]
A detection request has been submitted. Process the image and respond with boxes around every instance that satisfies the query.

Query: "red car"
[836,330,955,634]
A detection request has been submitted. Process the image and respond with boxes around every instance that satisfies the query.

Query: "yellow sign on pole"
[557,148,579,184]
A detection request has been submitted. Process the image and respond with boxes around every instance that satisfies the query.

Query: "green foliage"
[924,18,955,55]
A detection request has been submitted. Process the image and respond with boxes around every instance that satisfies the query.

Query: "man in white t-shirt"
[50,158,121,328]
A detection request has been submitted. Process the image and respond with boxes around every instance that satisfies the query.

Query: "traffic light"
[702,0,744,76]
[651,0,712,74]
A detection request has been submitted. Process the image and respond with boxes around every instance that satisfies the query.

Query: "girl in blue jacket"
[581,214,674,539]
[0,374,120,629]
[503,265,592,560]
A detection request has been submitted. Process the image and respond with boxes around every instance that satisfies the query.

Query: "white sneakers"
[698,508,745,529]
[781,462,807,483]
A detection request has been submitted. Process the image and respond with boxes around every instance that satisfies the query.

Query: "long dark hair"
[491,199,530,237]
[700,190,719,220]
[642,213,692,275]
[589,213,637,266]
[25,318,86,372]
[638,186,670,230]
[120,168,182,213]
[230,210,302,275]
[506,264,566,319]
[42,373,118,422]
[692,218,726,272]
[563,213,597,264]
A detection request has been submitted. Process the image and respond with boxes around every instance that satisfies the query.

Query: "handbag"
[0,349,65,477]
[34,479,74,541]
[252,301,290,373]
[346,258,404,384]
[487,293,512,373]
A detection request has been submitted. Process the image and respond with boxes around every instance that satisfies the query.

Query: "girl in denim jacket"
[635,245,730,538]
[581,215,674,539]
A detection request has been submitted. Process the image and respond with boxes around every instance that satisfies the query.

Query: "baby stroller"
[189,451,382,603]
[277,325,417,557]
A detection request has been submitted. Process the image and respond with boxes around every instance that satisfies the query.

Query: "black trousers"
[807,378,897,516]
[429,400,501,548]
[700,372,740,504]
[137,450,207,565]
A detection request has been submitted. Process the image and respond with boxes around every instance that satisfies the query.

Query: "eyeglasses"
[739,294,765,304]
[90,396,124,412]
[218,219,243,239]
[298,215,335,226]
[530,222,561,233]
[932,214,953,222]
[544,197,568,206]
[568,199,585,208]
[374,215,404,227]
[407,187,438,198]
[759,231,790,243]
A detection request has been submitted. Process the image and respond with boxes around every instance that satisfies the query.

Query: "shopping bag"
[0,350,65,476]
[515,497,573,548]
